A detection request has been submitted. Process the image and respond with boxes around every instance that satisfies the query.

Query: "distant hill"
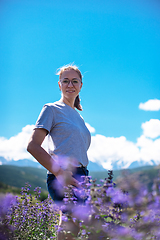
[0,165,47,191]
[0,157,106,172]
[0,164,106,191]
[0,157,44,168]
[0,164,160,193]
[0,181,21,195]
[0,156,159,172]
[91,165,158,182]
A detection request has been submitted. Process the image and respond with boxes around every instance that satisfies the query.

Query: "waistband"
[47,165,88,175]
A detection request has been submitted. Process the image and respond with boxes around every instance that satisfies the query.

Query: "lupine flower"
[1,170,160,239]
[61,215,68,222]
[0,193,17,217]
[72,204,91,222]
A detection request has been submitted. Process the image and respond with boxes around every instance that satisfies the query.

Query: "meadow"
[1,169,160,240]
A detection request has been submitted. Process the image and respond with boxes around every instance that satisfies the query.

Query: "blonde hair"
[56,64,82,81]
[56,64,83,111]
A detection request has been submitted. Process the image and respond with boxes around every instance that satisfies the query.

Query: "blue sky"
[0,0,160,168]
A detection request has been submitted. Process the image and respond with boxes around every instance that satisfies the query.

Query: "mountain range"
[0,164,159,194]
[0,156,105,172]
[0,156,158,171]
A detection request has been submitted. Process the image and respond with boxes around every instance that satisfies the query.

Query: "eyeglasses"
[60,78,81,86]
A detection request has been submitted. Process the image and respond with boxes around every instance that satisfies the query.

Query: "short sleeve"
[34,104,55,133]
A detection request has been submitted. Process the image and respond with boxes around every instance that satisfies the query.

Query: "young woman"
[27,64,91,239]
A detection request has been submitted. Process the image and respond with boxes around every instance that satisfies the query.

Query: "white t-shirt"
[35,101,91,168]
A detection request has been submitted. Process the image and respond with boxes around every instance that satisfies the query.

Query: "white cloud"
[0,125,48,161]
[0,119,160,170]
[141,119,160,139]
[139,99,160,111]
[88,130,160,169]
[137,135,160,164]
[87,118,160,169]
[88,135,140,169]
[85,122,95,133]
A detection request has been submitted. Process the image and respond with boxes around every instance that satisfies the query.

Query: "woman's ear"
[80,82,83,90]
[58,81,61,91]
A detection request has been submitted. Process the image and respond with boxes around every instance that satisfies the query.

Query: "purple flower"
[81,229,86,235]
[106,187,129,205]
[61,215,68,222]
[0,194,17,217]
[72,204,91,222]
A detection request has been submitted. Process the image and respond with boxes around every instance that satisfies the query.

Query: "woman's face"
[58,69,83,102]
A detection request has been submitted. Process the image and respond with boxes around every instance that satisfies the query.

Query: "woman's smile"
[66,89,75,93]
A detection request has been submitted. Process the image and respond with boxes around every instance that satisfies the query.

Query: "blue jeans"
[47,166,89,203]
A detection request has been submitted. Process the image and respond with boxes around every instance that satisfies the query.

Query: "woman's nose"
[68,81,74,87]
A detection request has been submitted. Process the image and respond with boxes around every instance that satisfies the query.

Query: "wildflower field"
[1,170,160,240]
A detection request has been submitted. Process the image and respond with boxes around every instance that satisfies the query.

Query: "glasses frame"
[60,78,82,86]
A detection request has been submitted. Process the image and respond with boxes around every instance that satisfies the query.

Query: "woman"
[27,64,91,239]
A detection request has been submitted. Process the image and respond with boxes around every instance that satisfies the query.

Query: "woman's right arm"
[27,128,57,173]
[27,128,79,187]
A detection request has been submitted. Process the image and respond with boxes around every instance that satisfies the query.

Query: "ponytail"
[74,95,83,111]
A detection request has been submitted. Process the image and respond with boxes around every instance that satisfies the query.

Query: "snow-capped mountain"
[0,156,159,171]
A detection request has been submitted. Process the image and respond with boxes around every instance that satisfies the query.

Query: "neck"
[60,97,75,109]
